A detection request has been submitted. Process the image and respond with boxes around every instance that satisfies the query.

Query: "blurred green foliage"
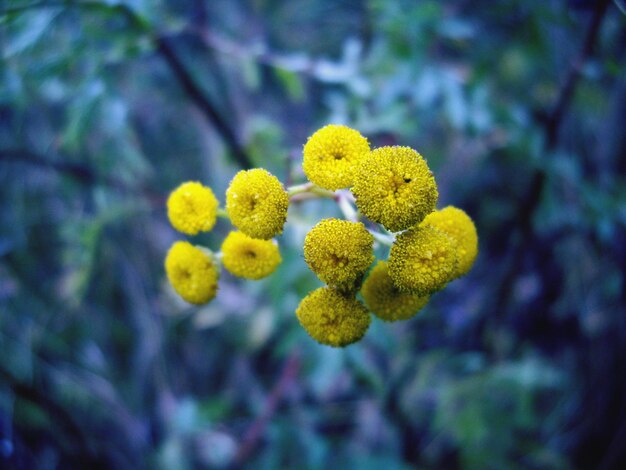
[1,0,625,469]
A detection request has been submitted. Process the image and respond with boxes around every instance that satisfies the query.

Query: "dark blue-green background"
[1,1,625,468]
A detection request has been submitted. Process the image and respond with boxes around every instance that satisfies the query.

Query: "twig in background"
[233,351,300,465]
[489,0,613,357]
[1,1,254,170]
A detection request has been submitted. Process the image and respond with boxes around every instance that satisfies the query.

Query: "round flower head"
[303,218,374,291]
[388,226,457,295]
[352,146,438,232]
[302,124,370,190]
[421,206,478,278]
[221,231,282,280]
[165,241,219,304]
[226,169,289,240]
[361,261,429,322]
[296,287,371,347]
[167,181,219,235]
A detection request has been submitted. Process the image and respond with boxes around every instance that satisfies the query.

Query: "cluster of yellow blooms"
[165,170,286,304]
[164,124,478,347]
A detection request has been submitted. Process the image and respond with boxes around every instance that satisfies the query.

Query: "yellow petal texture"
[296,287,371,347]
[167,181,219,235]
[388,226,457,295]
[303,218,374,291]
[302,124,371,190]
[165,241,219,305]
[361,261,429,322]
[421,206,478,278]
[226,169,289,240]
[352,146,438,232]
[221,231,282,280]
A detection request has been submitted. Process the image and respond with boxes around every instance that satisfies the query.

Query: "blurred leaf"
[273,67,305,102]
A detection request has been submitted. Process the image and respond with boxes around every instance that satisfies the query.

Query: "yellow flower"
[296,287,371,347]
[165,241,219,304]
[388,226,457,295]
[352,146,438,232]
[303,218,374,291]
[221,231,282,280]
[361,261,429,322]
[302,124,371,190]
[167,181,219,235]
[225,169,289,240]
[421,206,478,278]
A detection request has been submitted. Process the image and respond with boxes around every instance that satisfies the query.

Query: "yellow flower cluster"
[302,124,370,190]
[164,169,287,306]
[352,146,438,232]
[221,231,282,280]
[296,287,370,347]
[226,169,289,240]
[361,261,429,322]
[165,241,219,304]
[163,124,478,349]
[303,218,374,292]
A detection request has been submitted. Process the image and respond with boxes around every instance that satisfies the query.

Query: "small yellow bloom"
[167,181,219,235]
[296,287,371,347]
[421,206,478,278]
[361,261,429,322]
[221,231,282,280]
[165,241,219,304]
[388,226,457,295]
[303,218,374,291]
[226,169,289,240]
[352,146,438,232]
[302,124,371,190]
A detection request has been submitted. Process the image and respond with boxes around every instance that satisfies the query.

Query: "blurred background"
[1,0,625,468]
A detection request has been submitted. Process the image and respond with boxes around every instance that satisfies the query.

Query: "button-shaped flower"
[165,241,219,304]
[361,261,429,322]
[388,226,457,295]
[304,218,374,291]
[221,231,282,280]
[226,169,289,240]
[421,206,478,279]
[302,124,371,190]
[352,146,438,232]
[296,287,371,347]
[167,181,219,235]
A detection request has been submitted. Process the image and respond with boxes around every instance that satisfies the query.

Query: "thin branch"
[490,0,613,353]
[233,352,300,465]
[155,36,253,169]
[0,148,97,181]
[1,1,254,169]
[0,366,100,466]
[0,148,165,204]
[545,0,613,147]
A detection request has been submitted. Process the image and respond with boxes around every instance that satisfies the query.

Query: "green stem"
[369,230,395,247]
[287,182,336,199]
[217,208,229,219]
[286,182,313,196]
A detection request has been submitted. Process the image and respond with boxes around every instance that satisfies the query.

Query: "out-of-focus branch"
[0,148,165,204]
[233,352,300,466]
[490,0,613,352]
[0,366,99,466]
[1,1,254,169]
[1,148,115,186]
[155,36,252,169]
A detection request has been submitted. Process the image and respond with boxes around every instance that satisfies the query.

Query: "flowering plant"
[165,125,477,347]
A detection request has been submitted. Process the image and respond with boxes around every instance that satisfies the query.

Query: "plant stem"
[287,182,336,199]
[369,230,395,247]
